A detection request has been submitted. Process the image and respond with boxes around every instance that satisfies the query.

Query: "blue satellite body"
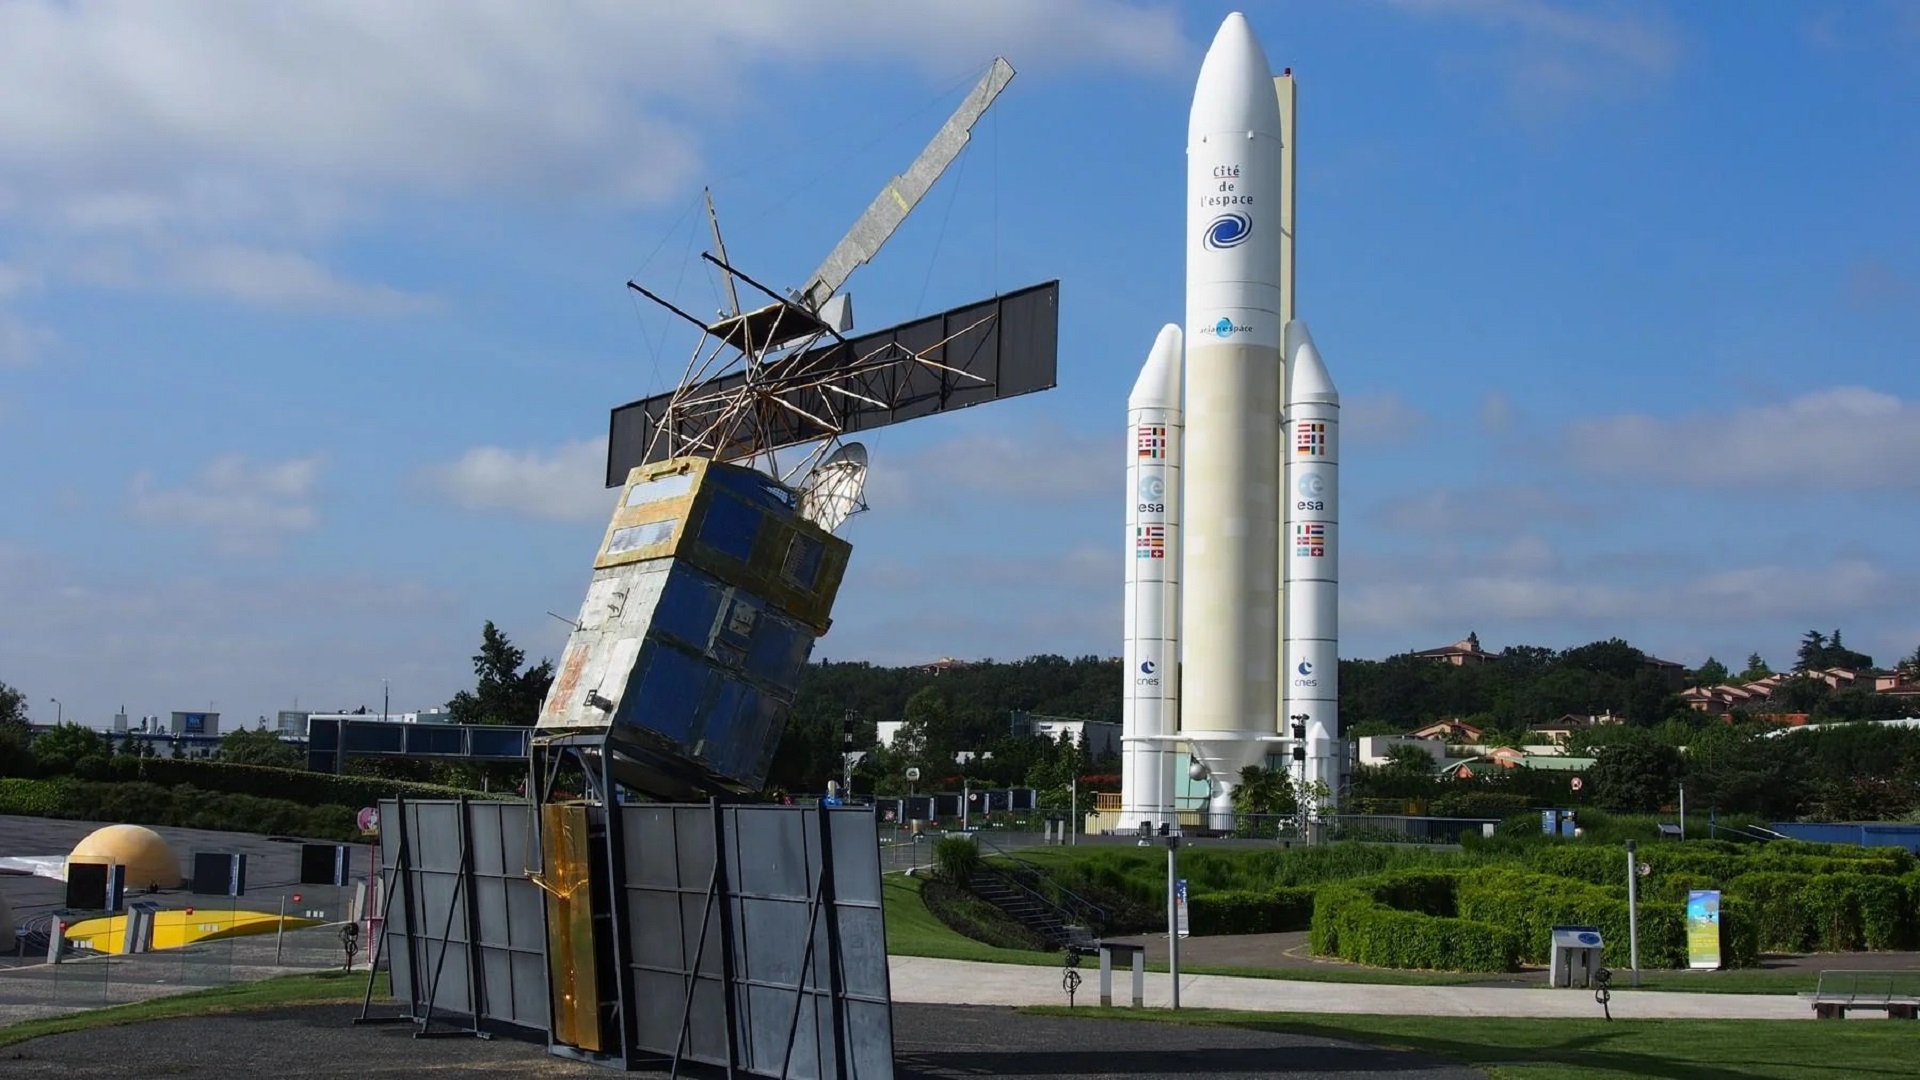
[536,456,852,797]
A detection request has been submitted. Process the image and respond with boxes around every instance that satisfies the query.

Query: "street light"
[49,697,62,725]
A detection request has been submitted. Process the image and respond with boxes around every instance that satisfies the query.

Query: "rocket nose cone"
[1129,323,1184,409]
[1191,12,1282,140]
[1284,319,1338,404]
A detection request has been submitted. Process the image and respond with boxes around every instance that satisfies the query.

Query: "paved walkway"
[887,955,1811,1020]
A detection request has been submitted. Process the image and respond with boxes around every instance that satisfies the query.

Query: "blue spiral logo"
[1203,212,1252,250]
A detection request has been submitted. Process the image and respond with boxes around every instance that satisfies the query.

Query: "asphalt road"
[1,1001,1486,1079]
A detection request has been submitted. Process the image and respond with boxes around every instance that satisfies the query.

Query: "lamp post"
[1165,830,1182,1009]
[50,697,62,725]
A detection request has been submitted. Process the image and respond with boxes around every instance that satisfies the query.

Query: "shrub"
[1310,876,1519,972]
[934,835,981,885]
[0,776,359,841]
[96,755,494,807]
[1726,870,1917,952]
[919,878,1050,951]
[1189,887,1316,935]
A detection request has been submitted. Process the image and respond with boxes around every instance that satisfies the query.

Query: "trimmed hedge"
[1189,887,1316,935]
[79,755,500,807]
[1310,873,1520,973]
[1524,842,1912,889]
[0,777,359,841]
[1729,870,1916,952]
[1308,865,1761,972]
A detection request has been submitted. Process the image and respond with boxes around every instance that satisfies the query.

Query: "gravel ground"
[1,1001,1485,1079]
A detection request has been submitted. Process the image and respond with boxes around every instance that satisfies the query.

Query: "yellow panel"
[541,803,602,1052]
[63,909,322,953]
[596,458,706,569]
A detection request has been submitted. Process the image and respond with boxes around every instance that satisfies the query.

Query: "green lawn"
[0,970,388,1048]
[1024,1006,1915,1080]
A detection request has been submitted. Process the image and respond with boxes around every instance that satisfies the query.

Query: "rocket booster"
[1121,325,1183,830]
[1181,12,1286,826]
[1282,319,1340,797]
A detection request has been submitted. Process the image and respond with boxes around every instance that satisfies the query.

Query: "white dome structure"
[69,824,183,890]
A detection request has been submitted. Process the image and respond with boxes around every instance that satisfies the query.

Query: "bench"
[1093,941,1147,1008]
[1809,970,1920,1019]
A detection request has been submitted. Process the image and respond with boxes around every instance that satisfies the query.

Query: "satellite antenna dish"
[798,442,870,533]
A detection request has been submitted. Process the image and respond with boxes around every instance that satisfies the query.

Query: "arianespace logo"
[1204,316,1251,338]
[1203,212,1252,250]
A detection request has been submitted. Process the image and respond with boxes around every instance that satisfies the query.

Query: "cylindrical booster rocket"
[1182,12,1286,828]
[1281,319,1340,804]
[1122,325,1183,831]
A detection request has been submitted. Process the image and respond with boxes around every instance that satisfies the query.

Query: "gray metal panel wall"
[622,803,893,1079]
[378,799,550,1034]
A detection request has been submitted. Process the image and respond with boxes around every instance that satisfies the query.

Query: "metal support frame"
[356,796,414,1027]
[535,732,650,1072]
[422,730,894,1077]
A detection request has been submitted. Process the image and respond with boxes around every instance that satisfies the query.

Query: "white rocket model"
[1122,325,1183,831]
[1281,319,1339,803]
[1178,13,1287,829]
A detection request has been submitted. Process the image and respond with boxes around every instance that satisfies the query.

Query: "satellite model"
[533,57,1060,804]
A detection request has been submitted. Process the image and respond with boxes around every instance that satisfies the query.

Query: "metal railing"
[970,832,1108,930]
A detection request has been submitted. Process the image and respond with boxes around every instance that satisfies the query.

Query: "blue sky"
[3,0,1918,728]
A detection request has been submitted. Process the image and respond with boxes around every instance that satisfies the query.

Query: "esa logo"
[1138,474,1165,514]
[1295,471,1325,512]
[1135,658,1161,688]
[1292,657,1317,688]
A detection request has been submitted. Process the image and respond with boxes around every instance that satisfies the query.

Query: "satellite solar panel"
[605,281,1059,486]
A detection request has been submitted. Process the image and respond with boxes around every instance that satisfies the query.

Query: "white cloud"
[148,245,437,315]
[1846,257,1919,312]
[864,425,1116,509]
[833,544,1122,662]
[63,242,436,315]
[0,262,38,298]
[0,543,469,727]
[1388,0,1680,109]
[128,453,324,555]
[1480,391,1515,432]
[1346,540,1915,633]
[1564,387,1920,493]
[427,437,616,522]
[0,2,1184,224]
[0,311,57,368]
[1344,391,1428,447]
[1375,484,1596,533]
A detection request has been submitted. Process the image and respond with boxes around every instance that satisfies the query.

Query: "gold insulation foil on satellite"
[539,456,853,797]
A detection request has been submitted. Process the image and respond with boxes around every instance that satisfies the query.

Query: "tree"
[0,680,30,777]
[215,727,304,769]
[30,722,108,775]
[1796,628,1873,673]
[1590,730,1684,812]
[1231,764,1298,817]
[446,621,554,727]
[1738,653,1773,681]
[1692,657,1729,687]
